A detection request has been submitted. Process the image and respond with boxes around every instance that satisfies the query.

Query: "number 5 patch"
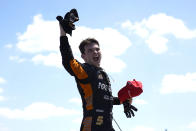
[96,116,103,125]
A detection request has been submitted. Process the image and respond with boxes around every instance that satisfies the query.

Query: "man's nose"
[93,49,98,54]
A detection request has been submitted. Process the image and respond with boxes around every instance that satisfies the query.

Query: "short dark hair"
[79,38,99,54]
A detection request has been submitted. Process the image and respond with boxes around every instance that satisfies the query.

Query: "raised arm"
[59,24,75,76]
[57,9,88,80]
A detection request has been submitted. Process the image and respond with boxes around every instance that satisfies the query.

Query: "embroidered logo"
[98,74,103,79]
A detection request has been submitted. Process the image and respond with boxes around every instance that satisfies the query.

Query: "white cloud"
[15,14,132,73]
[0,96,5,101]
[0,83,6,102]
[145,34,168,54]
[68,98,82,105]
[0,77,6,84]
[9,56,26,63]
[160,72,196,94]
[188,121,196,129]
[122,13,196,54]
[0,102,81,120]
[0,88,3,93]
[32,53,62,68]
[131,125,155,131]
[101,53,126,73]
[16,14,59,53]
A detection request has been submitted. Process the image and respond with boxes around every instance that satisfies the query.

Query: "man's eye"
[96,48,100,51]
[88,49,93,52]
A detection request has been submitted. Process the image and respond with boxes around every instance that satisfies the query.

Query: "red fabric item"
[118,79,143,102]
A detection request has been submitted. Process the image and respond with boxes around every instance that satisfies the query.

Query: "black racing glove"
[56,8,79,36]
[123,100,138,118]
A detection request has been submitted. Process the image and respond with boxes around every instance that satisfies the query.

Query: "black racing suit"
[60,36,120,131]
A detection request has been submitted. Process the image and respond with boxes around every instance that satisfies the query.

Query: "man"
[58,9,136,131]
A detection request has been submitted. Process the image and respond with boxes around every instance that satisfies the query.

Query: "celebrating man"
[57,9,140,131]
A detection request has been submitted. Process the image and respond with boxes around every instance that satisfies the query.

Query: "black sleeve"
[59,36,74,76]
[113,97,121,105]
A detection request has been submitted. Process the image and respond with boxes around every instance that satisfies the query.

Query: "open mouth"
[93,56,100,62]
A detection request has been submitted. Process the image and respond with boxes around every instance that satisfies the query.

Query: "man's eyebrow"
[88,48,93,51]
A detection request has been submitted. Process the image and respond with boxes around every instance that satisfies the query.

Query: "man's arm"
[59,24,75,76]
[59,24,89,80]
[113,97,133,105]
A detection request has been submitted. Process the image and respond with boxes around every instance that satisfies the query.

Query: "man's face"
[82,43,102,67]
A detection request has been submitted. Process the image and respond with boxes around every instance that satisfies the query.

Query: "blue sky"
[1,0,196,131]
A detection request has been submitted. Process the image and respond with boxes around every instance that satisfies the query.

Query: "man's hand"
[123,100,138,118]
[56,8,79,36]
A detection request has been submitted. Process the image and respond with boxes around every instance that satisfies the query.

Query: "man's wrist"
[113,97,121,105]
[59,23,66,36]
